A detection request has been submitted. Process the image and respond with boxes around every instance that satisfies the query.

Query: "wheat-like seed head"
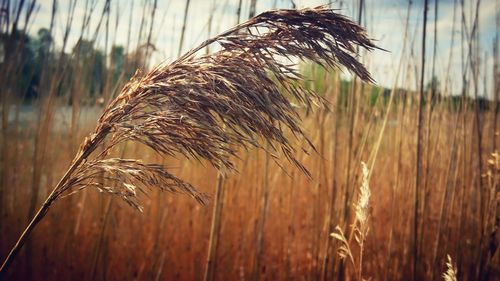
[486,151,499,172]
[442,255,458,281]
[331,161,373,276]
[52,6,377,210]
[355,162,371,229]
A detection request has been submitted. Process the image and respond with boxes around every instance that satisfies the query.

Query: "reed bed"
[0,0,498,281]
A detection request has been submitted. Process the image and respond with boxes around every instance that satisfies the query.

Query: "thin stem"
[203,172,226,281]
[252,148,270,281]
[178,0,191,57]
[414,0,429,280]
[358,239,364,281]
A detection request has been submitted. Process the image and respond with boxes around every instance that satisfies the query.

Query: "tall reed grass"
[0,5,378,278]
[0,0,498,280]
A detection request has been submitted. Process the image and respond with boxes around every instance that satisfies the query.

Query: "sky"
[23,0,500,98]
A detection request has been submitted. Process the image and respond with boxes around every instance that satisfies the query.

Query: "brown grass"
[0,1,498,281]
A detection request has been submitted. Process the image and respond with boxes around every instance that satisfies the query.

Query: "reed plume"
[354,162,371,241]
[331,161,372,281]
[0,5,376,276]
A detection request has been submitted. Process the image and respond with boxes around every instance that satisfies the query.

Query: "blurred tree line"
[1,27,137,103]
[2,27,494,110]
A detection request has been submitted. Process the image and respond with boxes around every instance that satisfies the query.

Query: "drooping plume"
[60,5,377,210]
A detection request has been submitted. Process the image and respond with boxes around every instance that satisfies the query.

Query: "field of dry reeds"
[0,0,498,281]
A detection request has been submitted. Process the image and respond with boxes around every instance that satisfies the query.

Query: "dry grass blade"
[330,226,355,266]
[0,6,376,276]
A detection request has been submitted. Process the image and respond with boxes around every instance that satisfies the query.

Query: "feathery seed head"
[442,255,458,281]
[54,6,377,210]
[355,162,371,227]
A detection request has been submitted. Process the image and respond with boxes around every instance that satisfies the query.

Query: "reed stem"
[203,172,226,281]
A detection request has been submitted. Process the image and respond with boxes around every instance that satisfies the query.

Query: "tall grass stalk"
[178,0,191,57]
[331,161,371,281]
[203,172,226,281]
[414,1,429,279]
[251,144,271,281]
